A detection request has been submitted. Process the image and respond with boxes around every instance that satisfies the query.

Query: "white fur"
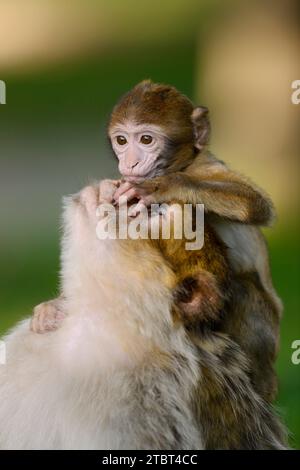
[0,188,202,450]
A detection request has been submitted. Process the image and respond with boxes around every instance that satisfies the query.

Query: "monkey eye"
[116,135,127,146]
[140,135,153,145]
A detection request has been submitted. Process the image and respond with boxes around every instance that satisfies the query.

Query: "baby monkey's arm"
[114,166,275,226]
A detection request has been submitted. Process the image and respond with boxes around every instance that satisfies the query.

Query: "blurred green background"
[0,0,299,447]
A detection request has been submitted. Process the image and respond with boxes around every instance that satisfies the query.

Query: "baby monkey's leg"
[30,179,120,334]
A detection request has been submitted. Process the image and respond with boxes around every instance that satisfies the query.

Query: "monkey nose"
[131,162,139,169]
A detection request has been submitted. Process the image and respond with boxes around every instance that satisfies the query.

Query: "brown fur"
[192,332,287,449]
[220,272,280,401]
[157,220,230,326]
[149,218,286,448]
[138,208,287,448]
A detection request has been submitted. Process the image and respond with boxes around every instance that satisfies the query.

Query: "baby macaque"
[0,184,287,449]
[32,81,282,405]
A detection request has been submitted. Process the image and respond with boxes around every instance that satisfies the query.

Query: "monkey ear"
[174,271,222,325]
[191,106,211,151]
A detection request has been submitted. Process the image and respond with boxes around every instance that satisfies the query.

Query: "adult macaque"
[0,185,287,449]
[32,80,282,403]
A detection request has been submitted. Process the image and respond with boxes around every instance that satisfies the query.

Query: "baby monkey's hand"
[113,179,158,203]
[30,298,66,334]
[99,179,121,204]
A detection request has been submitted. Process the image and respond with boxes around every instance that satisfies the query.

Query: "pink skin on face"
[109,121,165,186]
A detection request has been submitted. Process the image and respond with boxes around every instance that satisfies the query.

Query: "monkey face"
[109,121,167,182]
[108,80,211,176]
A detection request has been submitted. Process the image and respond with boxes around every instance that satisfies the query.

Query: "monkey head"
[108,80,210,182]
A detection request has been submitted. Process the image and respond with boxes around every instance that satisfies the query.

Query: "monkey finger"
[99,179,120,204]
[80,186,99,218]
[139,194,156,206]
[111,179,122,187]
[128,201,148,218]
[113,181,133,202]
[30,316,39,333]
[30,313,45,334]
[116,187,140,205]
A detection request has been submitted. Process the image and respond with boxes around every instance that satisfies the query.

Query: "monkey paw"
[79,180,120,219]
[113,180,156,208]
[31,300,66,334]
[79,185,100,219]
[99,179,121,204]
